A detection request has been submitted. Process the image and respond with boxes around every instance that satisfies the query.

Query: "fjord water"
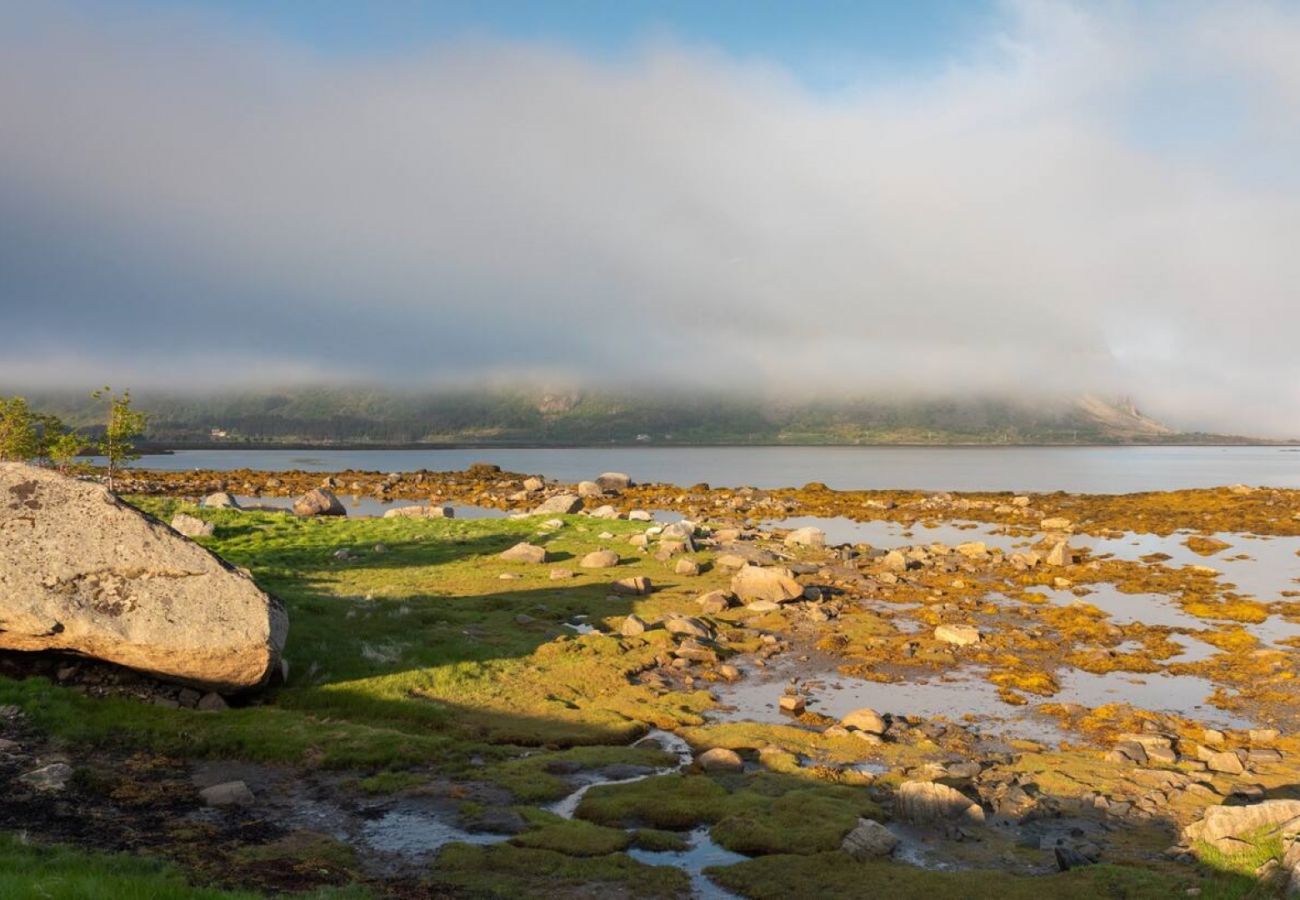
[131,445,1299,493]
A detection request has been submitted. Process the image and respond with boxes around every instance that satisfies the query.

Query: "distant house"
[210,428,228,439]
[635,433,651,443]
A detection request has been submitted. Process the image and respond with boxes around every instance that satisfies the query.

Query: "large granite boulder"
[0,463,288,691]
[292,489,345,517]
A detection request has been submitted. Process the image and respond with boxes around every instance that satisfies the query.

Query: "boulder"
[580,550,621,569]
[500,542,548,564]
[1183,800,1300,849]
[522,477,545,492]
[841,708,887,735]
[577,481,605,499]
[612,576,652,595]
[170,513,214,538]
[955,541,988,558]
[0,463,287,691]
[842,818,898,860]
[200,492,240,509]
[293,489,346,517]
[730,566,803,604]
[532,494,582,515]
[896,780,986,825]
[596,472,633,492]
[934,624,981,647]
[620,614,647,637]
[1045,540,1075,567]
[19,762,74,793]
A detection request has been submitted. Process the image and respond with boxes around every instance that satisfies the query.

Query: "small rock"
[500,542,548,564]
[934,624,981,647]
[778,694,805,714]
[612,576,652,595]
[841,708,886,735]
[19,763,74,792]
[675,558,701,576]
[697,747,743,772]
[293,489,346,517]
[197,692,228,712]
[200,780,254,807]
[170,513,214,538]
[784,527,826,548]
[532,494,582,515]
[620,615,647,637]
[842,818,898,860]
[580,550,621,569]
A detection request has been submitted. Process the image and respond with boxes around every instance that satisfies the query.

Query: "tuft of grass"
[427,843,689,898]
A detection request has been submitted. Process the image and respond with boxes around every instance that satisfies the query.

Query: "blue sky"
[127,0,996,87]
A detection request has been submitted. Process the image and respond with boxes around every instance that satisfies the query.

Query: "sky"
[1,0,1298,435]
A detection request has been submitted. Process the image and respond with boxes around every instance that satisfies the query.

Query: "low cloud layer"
[2,1,1298,434]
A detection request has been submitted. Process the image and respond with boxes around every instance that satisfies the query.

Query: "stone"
[19,762,74,792]
[954,541,988,558]
[730,566,803,604]
[934,624,981,647]
[549,568,574,580]
[197,691,228,712]
[532,494,582,515]
[664,616,713,640]
[588,505,620,520]
[746,600,780,612]
[1183,800,1300,849]
[696,590,734,614]
[200,492,240,509]
[292,489,346,517]
[841,708,886,735]
[718,664,741,682]
[522,477,545,493]
[577,481,605,499]
[895,780,986,825]
[1045,540,1074,567]
[580,550,621,569]
[612,576,652,595]
[778,694,805,714]
[1040,517,1074,532]
[882,550,908,572]
[620,614,647,637]
[501,542,549,564]
[841,818,899,860]
[200,780,255,807]
[170,513,214,538]
[675,558,700,576]
[596,472,633,492]
[696,747,743,773]
[1251,729,1281,745]
[383,505,453,519]
[784,527,826,547]
[628,510,653,522]
[0,463,288,691]
[1205,750,1246,775]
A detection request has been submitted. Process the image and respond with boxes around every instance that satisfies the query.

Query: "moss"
[427,843,688,898]
[355,770,426,795]
[704,852,1201,900]
[481,744,677,803]
[576,771,879,856]
[511,809,632,856]
[632,829,691,852]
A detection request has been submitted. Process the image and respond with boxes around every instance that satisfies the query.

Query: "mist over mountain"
[12,385,1256,447]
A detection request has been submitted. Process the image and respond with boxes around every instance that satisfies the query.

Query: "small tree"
[46,430,84,473]
[0,396,40,462]
[92,386,147,490]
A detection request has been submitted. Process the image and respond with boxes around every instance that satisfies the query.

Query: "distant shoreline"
[130,438,1299,456]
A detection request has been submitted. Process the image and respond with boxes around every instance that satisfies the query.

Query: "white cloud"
[0,0,1297,434]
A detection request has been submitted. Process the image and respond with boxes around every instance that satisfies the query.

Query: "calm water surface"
[131,446,1300,493]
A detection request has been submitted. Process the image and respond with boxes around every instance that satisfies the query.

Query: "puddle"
[711,654,1254,742]
[762,516,1026,552]
[230,495,508,519]
[1038,586,1207,631]
[628,826,748,899]
[361,809,508,856]
[1079,532,1300,601]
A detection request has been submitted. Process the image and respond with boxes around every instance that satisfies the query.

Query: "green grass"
[0,832,368,900]
[426,843,689,898]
